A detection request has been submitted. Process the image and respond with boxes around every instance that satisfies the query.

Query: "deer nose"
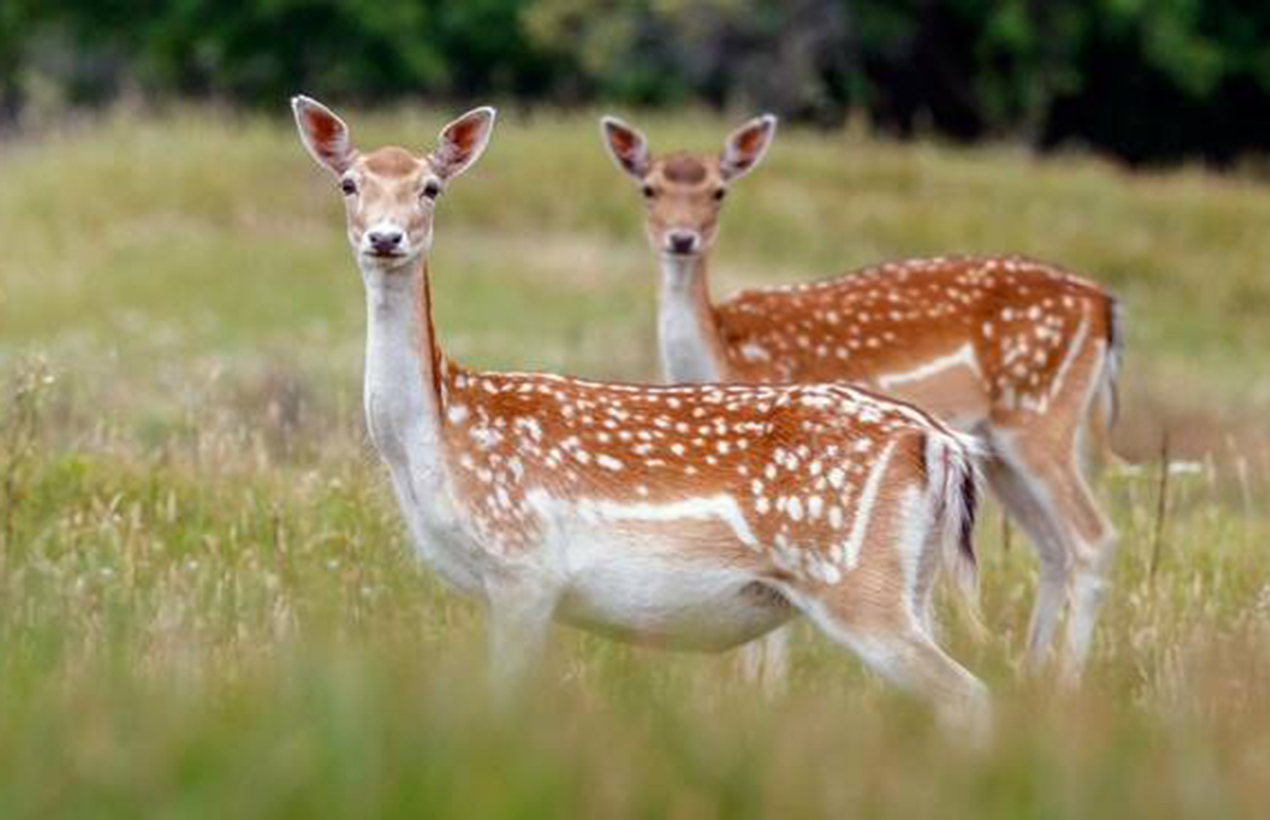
[367,229,404,254]
[667,230,699,255]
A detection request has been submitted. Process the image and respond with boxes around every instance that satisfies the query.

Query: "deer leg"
[485,576,559,703]
[737,624,791,696]
[1044,463,1118,686]
[783,576,990,740]
[802,597,990,739]
[997,429,1116,686]
[981,442,1072,670]
[883,630,991,741]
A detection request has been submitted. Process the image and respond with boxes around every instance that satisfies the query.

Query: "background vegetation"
[5,1,1270,164]
[1,106,1268,816]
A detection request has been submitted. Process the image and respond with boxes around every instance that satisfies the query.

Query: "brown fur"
[299,102,991,725]
[662,153,709,184]
[363,147,421,177]
[606,117,1120,680]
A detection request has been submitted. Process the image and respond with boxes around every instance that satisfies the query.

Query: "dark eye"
[641,184,655,199]
[713,188,727,201]
[422,181,441,200]
[339,178,357,196]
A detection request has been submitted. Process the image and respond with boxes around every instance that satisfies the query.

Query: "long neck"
[657,252,727,383]
[361,257,447,484]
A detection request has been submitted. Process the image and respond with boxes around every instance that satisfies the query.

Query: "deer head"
[601,114,776,258]
[292,95,496,271]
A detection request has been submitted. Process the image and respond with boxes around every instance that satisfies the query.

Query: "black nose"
[367,230,404,253]
[668,232,697,254]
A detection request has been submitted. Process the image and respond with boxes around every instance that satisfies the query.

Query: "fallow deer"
[293,95,989,730]
[602,115,1122,686]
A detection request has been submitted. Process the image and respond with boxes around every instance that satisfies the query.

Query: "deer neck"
[657,252,727,384]
[360,257,449,495]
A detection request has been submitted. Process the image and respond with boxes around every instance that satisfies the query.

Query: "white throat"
[359,260,447,504]
[357,258,488,596]
[657,253,723,384]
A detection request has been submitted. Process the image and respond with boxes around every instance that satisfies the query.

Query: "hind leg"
[982,439,1072,670]
[991,426,1117,685]
[775,441,990,735]
[1042,461,1118,685]
[781,493,990,740]
[986,314,1120,683]
[794,590,990,738]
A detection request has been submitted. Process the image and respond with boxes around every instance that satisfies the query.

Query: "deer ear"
[720,114,777,180]
[432,107,497,181]
[292,95,354,176]
[600,116,651,179]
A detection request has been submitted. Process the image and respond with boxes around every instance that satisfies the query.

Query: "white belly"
[558,555,793,651]
[525,492,795,651]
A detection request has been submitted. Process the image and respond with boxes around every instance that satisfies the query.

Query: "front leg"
[737,624,791,696]
[485,575,560,703]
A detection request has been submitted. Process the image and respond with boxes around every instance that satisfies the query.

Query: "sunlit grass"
[1,107,1269,817]
[4,107,1269,450]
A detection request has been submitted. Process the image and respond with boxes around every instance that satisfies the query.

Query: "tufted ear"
[291,95,355,176]
[600,116,652,179]
[720,114,777,180]
[431,107,497,181]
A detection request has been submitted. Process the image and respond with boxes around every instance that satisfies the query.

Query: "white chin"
[360,251,416,268]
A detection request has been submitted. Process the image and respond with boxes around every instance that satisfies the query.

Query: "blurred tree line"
[3,0,1270,165]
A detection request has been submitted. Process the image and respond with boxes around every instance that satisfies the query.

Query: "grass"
[1,105,1268,817]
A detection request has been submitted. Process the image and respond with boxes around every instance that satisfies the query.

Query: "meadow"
[1,106,1268,818]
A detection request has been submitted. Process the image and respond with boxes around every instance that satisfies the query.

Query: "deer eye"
[339,178,357,196]
[713,188,727,201]
[422,181,441,200]
[641,184,656,199]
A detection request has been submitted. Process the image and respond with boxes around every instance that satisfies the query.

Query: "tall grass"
[0,107,1268,817]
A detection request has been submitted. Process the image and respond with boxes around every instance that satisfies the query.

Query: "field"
[1,106,1268,817]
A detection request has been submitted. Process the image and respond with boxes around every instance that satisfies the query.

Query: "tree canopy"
[5,0,1270,164]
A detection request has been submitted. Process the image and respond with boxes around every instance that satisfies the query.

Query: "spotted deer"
[602,114,1122,686]
[292,95,989,729]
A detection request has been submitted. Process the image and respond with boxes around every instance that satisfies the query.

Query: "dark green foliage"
[1038,1,1270,163]
[4,1,1270,163]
